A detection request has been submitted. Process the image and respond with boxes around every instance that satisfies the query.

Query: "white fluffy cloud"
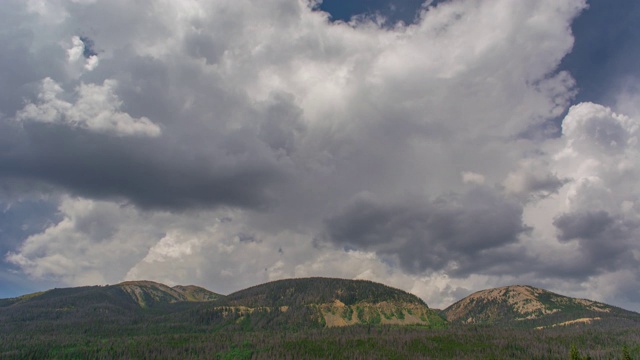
[16,78,161,137]
[6,197,159,285]
[555,102,640,214]
[3,0,640,311]
[518,102,640,306]
[5,195,458,306]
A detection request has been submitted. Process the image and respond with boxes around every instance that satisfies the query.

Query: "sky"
[1,0,640,311]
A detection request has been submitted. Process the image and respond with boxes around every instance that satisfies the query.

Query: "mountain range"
[2,278,639,359]
[2,277,638,330]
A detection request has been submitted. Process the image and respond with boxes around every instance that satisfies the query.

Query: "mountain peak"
[215,277,444,328]
[116,281,187,307]
[224,277,427,307]
[118,280,166,287]
[172,285,221,301]
[443,284,634,327]
[116,280,220,307]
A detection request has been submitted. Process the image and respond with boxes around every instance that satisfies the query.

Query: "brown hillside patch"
[535,317,601,330]
[319,302,431,328]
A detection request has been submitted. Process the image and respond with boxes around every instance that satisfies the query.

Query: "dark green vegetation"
[1,278,639,359]
[223,277,425,307]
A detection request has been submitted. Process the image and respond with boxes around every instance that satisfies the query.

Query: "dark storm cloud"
[0,14,308,212]
[0,121,287,210]
[554,210,614,241]
[553,210,639,273]
[323,187,529,276]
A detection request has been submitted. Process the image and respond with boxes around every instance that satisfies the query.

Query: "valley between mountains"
[2,277,639,359]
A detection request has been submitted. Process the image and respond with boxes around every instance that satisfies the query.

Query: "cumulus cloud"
[4,0,640,311]
[536,102,640,281]
[5,197,158,285]
[16,78,161,137]
[554,103,640,213]
[562,102,638,156]
[0,195,485,308]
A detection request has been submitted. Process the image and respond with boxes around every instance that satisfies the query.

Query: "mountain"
[2,280,640,359]
[0,277,445,330]
[0,280,222,325]
[224,277,425,307]
[118,281,221,307]
[443,285,640,328]
[3,279,638,331]
[0,281,221,310]
[172,284,221,302]
[216,277,446,328]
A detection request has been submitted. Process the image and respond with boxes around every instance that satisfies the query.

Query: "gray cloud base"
[323,188,528,276]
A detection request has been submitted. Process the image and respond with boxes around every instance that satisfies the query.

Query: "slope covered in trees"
[190,277,445,329]
[1,278,640,359]
[223,277,426,307]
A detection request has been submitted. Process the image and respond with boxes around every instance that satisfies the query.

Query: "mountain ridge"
[2,278,639,329]
[2,279,639,359]
[217,277,443,328]
[117,280,221,307]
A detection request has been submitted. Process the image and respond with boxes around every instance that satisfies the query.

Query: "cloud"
[503,159,567,201]
[4,0,640,312]
[5,196,159,285]
[553,209,638,271]
[461,171,485,185]
[562,102,637,156]
[553,103,640,214]
[322,188,529,276]
[555,210,616,242]
[531,102,640,282]
[497,99,640,305]
[0,194,489,309]
[17,78,161,137]
[3,0,585,211]
[0,199,60,257]
[67,36,99,71]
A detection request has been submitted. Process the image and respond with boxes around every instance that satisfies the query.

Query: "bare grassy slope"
[443,285,640,328]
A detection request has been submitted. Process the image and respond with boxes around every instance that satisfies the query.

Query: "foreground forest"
[3,323,640,359]
[1,278,639,359]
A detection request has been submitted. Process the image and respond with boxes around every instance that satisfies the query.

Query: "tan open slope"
[443,284,639,327]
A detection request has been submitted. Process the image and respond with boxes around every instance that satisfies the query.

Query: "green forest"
[3,322,639,359]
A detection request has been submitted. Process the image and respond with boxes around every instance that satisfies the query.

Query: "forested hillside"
[1,278,639,359]
[223,277,425,307]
